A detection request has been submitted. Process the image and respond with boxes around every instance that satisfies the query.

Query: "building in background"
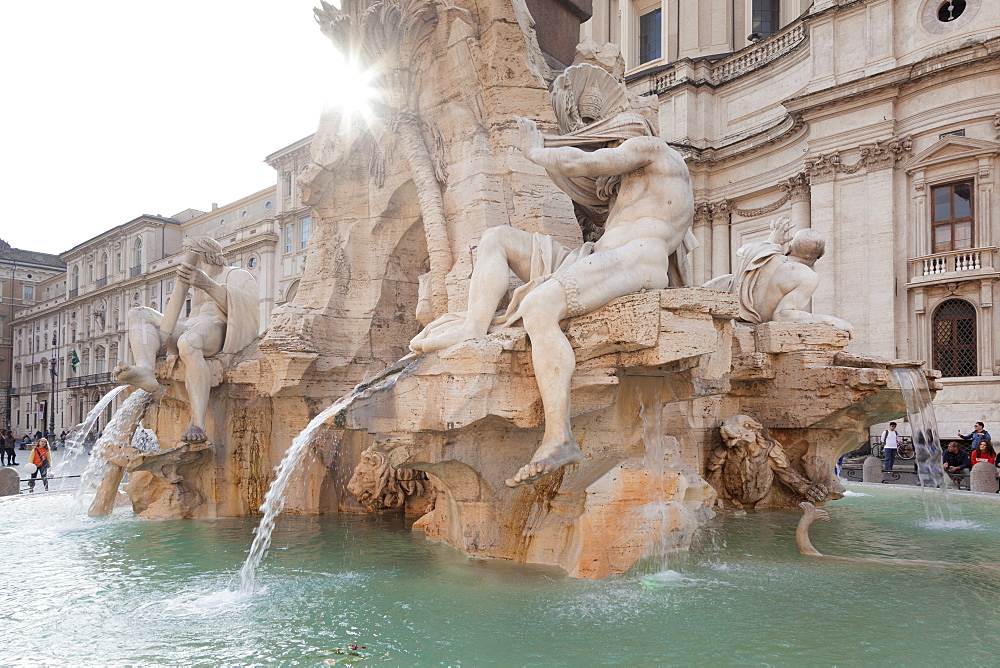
[0,241,65,430]
[8,139,315,435]
[596,0,999,431]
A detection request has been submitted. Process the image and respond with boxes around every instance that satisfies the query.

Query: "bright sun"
[325,51,376,131]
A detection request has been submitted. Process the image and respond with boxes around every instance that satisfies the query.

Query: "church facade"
[586,0,1000,433]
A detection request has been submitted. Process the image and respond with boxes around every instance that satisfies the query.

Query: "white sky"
[0,1,336,255]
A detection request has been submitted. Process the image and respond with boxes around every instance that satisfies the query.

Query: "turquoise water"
[2,484,998,665]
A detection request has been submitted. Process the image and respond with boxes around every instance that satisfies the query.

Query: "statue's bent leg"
[176,319,226,442]
[410,226,540,354]
[114,306,166,393]
[506,238,672,487]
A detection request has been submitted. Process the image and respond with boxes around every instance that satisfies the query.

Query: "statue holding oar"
[114,235,259,442]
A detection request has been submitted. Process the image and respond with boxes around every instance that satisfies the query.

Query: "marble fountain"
[4,0,997,664]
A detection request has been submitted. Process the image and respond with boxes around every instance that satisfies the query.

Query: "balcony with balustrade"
[66,372,114,388]
[907,247,999,287]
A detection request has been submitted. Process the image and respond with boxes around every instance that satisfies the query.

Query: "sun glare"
[325,52,376,132]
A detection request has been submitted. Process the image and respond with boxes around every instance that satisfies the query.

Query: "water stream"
[50,385,130,491]
[64,389,155,518]
[238,355,418,593]
[891,367,959,524]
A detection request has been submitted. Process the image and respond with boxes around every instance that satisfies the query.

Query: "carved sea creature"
[347,445,432,511]
[707,415,827,508]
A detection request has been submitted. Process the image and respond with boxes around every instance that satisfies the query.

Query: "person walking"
[28,438,51,492]
[881,422,901,472]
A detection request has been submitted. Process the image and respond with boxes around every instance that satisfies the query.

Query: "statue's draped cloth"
[214,266,260,354]
[705,240,784,324]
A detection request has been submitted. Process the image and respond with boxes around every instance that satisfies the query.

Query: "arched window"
[933,299,977,377]
[71,265,80,290]
[95,346,106,374]
[133,238,143,269]
[101,253,109,279]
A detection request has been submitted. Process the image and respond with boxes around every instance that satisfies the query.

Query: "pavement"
[2,446,93,494]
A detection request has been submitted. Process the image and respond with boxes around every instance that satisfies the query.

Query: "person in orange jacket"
[28,438,51,492]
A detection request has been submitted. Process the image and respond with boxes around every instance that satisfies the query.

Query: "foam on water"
[162,588,257,616]
[918,518,984,531]
[842,490,870,497]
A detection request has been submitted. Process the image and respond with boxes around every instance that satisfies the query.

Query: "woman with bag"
[28,438,51,492]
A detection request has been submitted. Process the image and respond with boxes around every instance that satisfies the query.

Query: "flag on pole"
[70,349,80,372]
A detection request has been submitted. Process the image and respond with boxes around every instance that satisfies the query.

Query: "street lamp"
[49,356,56,438]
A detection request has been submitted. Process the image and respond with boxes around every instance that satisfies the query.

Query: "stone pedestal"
[970,462,999,493]
[0,468,19,496]
[863,456,884,482]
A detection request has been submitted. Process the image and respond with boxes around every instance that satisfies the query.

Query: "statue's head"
[788,229,825,262]
[181,235,227,266]
[719,415,763,449]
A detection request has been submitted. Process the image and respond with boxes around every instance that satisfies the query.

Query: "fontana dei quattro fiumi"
[3,0,1000,664]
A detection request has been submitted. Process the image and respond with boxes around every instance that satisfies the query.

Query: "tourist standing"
[28,438,51,492]
[881,422,900,472]
[958,422,991,452]
[3,429,15,466]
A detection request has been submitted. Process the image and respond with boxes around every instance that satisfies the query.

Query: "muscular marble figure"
[114,235,258,442]
[705,217,852,334]
[411,107,694,487]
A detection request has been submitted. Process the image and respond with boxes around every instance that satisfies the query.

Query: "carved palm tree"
[316,0,452,317]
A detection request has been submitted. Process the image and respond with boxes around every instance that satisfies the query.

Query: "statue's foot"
[181,424,208,443]
[410,326,479,354]
[504,440,582,487]
[113,363,161,393]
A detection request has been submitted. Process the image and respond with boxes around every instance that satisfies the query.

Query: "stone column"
[710,200,732,280]
[784,173,811,231]
[692,203,711,285]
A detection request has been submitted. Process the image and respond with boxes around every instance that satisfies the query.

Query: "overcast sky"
[1,1,335,255]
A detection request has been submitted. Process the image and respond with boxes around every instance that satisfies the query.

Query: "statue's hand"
[178,262,213,290]
[802,484,827,503]
[515,116,544,161]
[769,217,794,245]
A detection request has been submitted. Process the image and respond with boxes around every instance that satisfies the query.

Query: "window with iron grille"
[933,298,977,377]
[638,8,662,64]
[931,180,973,253]
[752,0,780,38]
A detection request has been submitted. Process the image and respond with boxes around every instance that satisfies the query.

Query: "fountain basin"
[3,484,997,664]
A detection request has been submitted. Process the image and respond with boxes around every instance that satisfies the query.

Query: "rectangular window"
[166,280,173,293]
[300,216,312,249]
[751,0,780,39]
[151,284,158,298]
[638,8,662,64]
[931,180,974,253]
[22,285,35,302]
[285,223,294,254]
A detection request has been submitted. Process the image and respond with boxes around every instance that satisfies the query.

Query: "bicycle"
[870,438,915,460]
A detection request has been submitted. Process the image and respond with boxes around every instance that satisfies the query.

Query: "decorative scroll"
[806,136,913,183]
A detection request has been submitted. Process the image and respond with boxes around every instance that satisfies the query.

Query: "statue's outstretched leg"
[505,238,672,487]
[114,306,165,393]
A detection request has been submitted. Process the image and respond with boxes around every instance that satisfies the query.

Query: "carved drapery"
[805,136,913,184]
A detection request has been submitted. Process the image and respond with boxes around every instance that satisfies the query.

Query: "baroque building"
[8,147,315,435]
[594,0,999,431]
[0,241,65,430]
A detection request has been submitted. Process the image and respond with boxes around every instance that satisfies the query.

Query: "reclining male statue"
[704,217,852,334]
[409,64,696,488]
[114,235,259,442]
